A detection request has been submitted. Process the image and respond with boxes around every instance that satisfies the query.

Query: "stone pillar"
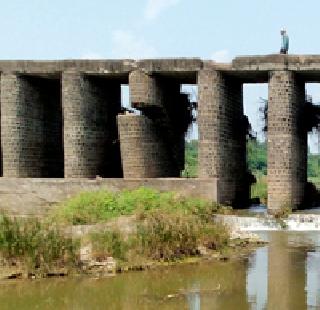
[268,71,307,210]
[1,74,62,177]
[62,73,122,178]
[117,114,175,178]
[129,70,162,109]
[1,74,28,177]
[198,70,247,206]
[124,70,189,177]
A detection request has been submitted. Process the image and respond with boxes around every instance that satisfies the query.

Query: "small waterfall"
[215,214,320,231]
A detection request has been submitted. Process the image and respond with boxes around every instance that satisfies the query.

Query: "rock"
[106,257,116,273]
[80,243,93,263]
[197,245,209,256]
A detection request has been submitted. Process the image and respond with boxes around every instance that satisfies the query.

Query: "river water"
[0,231,319,309]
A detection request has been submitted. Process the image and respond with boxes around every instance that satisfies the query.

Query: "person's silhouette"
[280,29,289,54]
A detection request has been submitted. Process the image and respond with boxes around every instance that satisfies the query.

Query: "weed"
[0,214,79,273]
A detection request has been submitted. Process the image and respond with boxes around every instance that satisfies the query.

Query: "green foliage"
[308,153,320,178]
[0,214,79,272]
[52,187,228,225]
[251,174,267,203]
[184,139,320,181]
[181,139,320,204]
[53,191,117,225]
[247,140,267,175]
[182,140,198,177]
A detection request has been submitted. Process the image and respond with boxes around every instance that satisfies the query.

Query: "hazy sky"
[1,0,320,151]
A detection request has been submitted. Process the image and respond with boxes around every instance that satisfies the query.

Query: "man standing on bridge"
[280,28,289,54]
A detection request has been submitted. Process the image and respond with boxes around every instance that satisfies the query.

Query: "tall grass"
[0,214,79,273]
[135,210,229,261]
[88,209,230,263]
[89,230,128,262]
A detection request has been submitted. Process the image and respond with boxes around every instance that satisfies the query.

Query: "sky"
[1,0,320,151]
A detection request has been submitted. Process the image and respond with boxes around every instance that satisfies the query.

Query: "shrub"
[52,188,228,225]
[52,191,118,224]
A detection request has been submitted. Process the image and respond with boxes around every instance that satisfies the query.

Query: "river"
[0,231,319,309]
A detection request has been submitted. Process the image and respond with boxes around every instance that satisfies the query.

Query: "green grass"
[51,187,231,225]
[251,174,267,204]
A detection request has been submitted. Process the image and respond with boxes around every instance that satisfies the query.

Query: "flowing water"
[0,231,320,309]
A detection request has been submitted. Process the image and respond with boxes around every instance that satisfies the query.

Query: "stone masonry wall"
[128,71,189,177]
[268,71,307,210]
[198,70,247,206]
[62,73,122,178]
[37,77,63,177]
[1,74,62,177]
[118,114,176,178]
[129,70,162,109]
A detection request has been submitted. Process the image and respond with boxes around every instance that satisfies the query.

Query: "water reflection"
[0,232,320,309]
[247,232,320,310]
[247,246,268,309]
[307,252,320,308]
[186,283,201,310]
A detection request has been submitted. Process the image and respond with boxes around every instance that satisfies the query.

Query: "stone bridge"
[0,55,318,213]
